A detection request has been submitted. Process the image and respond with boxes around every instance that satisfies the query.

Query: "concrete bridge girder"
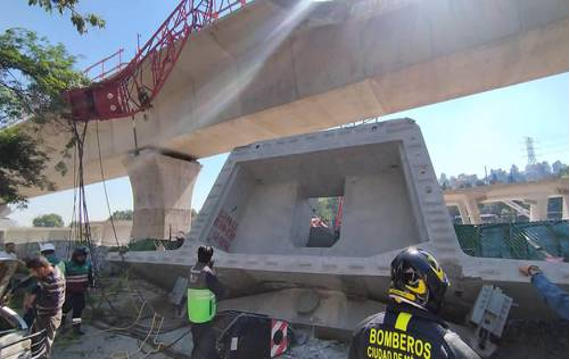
[444,179,569,224]
[17,0,569,202]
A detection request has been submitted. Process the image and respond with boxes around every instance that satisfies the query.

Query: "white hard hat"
[39,243,56,253]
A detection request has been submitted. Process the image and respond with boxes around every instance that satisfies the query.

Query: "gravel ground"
[52,325,174,359]
[50,273,568,359]
[51,319,568,359]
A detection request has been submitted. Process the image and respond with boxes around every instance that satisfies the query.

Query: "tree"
[0,28,88,127]
[26,0,105,34]
[110,210,133,221]
[314,197,339,225]
[33,213,64,227]
[0,28,88,206]
[0,0,104,206]
[0,127,53,205]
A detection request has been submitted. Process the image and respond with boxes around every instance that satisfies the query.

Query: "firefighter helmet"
[388,248,450,313]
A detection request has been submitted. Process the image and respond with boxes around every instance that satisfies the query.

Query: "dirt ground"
[48,272,567,359]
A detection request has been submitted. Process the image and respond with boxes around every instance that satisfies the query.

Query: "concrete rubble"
[48,272,567,359]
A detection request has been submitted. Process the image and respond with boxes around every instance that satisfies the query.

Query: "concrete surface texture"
[444,178,570,224]
[109,119,568,331]
[124,151,202,240]
[22,0,569,199]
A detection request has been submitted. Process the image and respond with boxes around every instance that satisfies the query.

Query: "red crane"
[65,0,246,122]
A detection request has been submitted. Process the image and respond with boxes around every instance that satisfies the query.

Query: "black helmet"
[197,245,214,264]
[388,248,450,313]
[73,246,88,256]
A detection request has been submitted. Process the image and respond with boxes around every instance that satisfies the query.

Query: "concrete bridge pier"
[124,150,201,240]
[464,197,482,225]
[449,197,481,225]
[525,195,550,222]
[456,202,471,225]
[0,204,10,219]
[562,193,569,220]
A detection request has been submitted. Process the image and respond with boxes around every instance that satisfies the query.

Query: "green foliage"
[0,28,89,205]
[32,212,64,227]
[26,0,105,34]
[314,197,339,225]
[0,28,88,127]
[0,127,52,205]
[110,210,133,221]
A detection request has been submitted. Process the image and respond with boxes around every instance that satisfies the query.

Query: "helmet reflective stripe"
[421,250,448,284]
[389,248,450,313]
[389,288,416,302]
[405,278,427,295]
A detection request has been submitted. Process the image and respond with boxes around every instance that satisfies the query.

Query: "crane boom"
[64,0,246,122]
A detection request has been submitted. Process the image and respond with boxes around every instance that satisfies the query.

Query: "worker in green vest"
[62,246,93,335]
[188,245,225,358]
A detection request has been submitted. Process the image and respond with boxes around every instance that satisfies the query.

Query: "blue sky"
[2,1,568,226]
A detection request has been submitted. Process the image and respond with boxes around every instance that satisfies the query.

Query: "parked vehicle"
[0,253,46,358]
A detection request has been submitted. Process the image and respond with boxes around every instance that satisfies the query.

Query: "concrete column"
[456,203,471,225]
[526,196,549,222]
[0,204,10,218]
[124,151,202,240]
[464,197,481,224]
[562,193,569,220]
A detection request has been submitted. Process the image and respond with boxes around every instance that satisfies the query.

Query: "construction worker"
[62,246,93,335]
[519,265,568,320]
[39,243,65,272]
[24,256,66,358]
[349,248,479,359]
[4,242,18,259]
[188,245,225,358]
[22,243,63,328]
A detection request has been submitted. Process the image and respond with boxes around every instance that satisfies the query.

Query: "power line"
[524,136,537,166]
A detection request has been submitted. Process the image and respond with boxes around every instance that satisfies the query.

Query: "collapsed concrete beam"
[109,119,568,329]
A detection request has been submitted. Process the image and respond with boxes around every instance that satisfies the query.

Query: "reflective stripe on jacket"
[64,261,91,293]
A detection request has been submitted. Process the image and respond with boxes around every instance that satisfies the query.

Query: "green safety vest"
[187,264,217,323]
[64,260,92,293]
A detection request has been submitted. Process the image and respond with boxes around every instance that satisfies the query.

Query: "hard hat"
[388,248,450,314]
[73,245,89,255]
[39,243,56,253]
[197,245,214,263]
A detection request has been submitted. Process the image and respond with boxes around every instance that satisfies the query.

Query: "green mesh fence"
[455,220,569,262]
